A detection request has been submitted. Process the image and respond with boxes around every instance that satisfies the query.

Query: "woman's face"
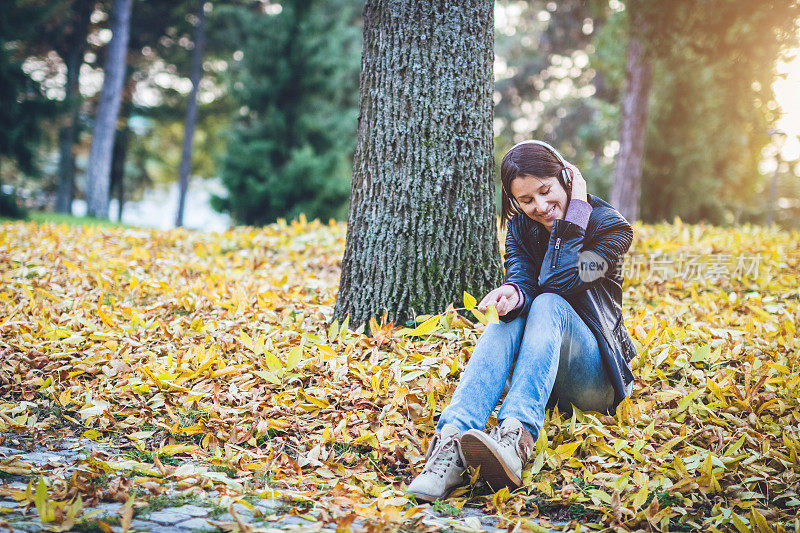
[509,174,568,232]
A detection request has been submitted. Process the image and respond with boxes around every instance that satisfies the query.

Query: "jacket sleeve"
[537,210,632,295]
[500,219,540,322]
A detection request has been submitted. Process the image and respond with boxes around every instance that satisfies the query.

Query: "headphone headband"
[508,139,568,167]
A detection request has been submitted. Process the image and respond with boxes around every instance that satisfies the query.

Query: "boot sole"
[406,480,466,503]
[460,431,522,491]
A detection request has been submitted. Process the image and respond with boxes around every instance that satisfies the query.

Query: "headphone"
[502,140,572,212]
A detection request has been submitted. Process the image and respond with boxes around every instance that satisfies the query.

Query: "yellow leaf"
[492,486,511,508]
[34,477,47,521]
[485,305,499,324]
[317,344,337,358]
[328,318,339,342]
[409,315,440,336]
[471,308,487,325]
[58,388,72,407]
[632,485,649,508]
[553,440,582,460]
[82,430,104,441]
[254,370,282,385]
[97,302,117,328]
[749,508,772,533]
[730,513,750,533]
[160,444,199,455]
[263,350,283,372]
[240,331,255,352]
[463,291,477,311]
[285,346,303,371]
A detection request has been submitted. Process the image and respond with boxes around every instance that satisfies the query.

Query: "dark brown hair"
[500,143,565,228]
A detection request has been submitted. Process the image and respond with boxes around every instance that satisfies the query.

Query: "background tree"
[212,0,361,225]
[608,0,650,222]
[0,2,57,184]
[175,0,208,227]
[85,0,133,218]
[334,0,502,327]
[48,0,94,214]
[604,0,800,224]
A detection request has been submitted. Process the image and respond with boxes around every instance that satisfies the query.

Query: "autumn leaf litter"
[1,217,799,532]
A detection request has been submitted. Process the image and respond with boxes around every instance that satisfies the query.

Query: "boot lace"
[489,424,522,451]
[423,434,464,478]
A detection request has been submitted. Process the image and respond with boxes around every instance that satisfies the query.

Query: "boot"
[460,417,534,490]
[405,424,467,502]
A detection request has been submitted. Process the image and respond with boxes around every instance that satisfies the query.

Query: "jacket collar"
[517,193,609,248]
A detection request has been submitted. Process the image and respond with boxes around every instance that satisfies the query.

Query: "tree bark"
[175,1,207,228]
[55,0,93,214]
[85,0,132,219]
[334,0,501,328]
[609,7,652,223]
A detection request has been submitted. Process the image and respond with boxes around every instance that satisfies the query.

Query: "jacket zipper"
[551,237,561,269]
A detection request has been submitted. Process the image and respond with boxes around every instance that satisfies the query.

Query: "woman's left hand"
[565,163,587,202]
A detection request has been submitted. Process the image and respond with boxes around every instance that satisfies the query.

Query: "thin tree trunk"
[334,0,501,328]
[55,0,93,214]
[175,1,207,228]
[85,0,132,219]
[117,169,124,222]
[609,7,652,223]
[110,122,129,222]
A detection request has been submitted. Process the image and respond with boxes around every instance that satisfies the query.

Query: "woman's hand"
[477,284,520,316]
[565,162,587,202]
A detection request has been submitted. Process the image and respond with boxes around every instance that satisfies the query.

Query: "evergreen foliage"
[212,0,361,225]
[0,1,58,177]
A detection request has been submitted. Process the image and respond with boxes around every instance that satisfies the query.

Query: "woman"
[406,140,637,502]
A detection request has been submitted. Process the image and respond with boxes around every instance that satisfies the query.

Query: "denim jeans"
[437,292,615,438]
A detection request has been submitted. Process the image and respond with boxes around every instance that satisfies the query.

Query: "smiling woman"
[405,140,637,502]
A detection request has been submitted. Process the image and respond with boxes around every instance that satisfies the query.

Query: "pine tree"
[213,0,361,225]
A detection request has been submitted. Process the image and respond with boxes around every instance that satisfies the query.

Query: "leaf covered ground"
[1,217,799,532]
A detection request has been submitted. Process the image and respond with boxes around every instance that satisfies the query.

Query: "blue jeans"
[437,293,615,438]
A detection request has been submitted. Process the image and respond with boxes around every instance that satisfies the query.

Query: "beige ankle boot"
[405,424,467,502]
[460,417,534,490]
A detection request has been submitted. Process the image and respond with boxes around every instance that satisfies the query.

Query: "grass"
[209,464,237,478]
[123,449,183,466]
[70,516,121,533]
[0,211,130,228]
[135,493,199,516]
[432,499,463,517]
[0,470,32,481]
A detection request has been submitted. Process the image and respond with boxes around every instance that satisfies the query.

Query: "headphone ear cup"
[561,168,572,190]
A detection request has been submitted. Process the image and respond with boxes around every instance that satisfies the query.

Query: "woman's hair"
[499,142,565,227]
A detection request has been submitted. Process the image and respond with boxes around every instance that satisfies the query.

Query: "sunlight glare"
[773,47,800,160]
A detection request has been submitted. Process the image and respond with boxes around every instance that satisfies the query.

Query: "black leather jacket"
[500,193,637,411]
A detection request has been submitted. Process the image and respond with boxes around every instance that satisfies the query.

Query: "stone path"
[0,435,555,532]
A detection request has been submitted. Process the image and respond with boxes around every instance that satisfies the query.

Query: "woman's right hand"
[477,284,520,316]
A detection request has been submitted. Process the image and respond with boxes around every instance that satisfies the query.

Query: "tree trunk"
[55,0,93,214]
[85,0,132,219]
[110,121,129,222]
[609,7,652,223]
[175,0,207,228]
[334,0,501,328]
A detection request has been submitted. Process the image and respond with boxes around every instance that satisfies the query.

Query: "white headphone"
[502,140,572,211]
